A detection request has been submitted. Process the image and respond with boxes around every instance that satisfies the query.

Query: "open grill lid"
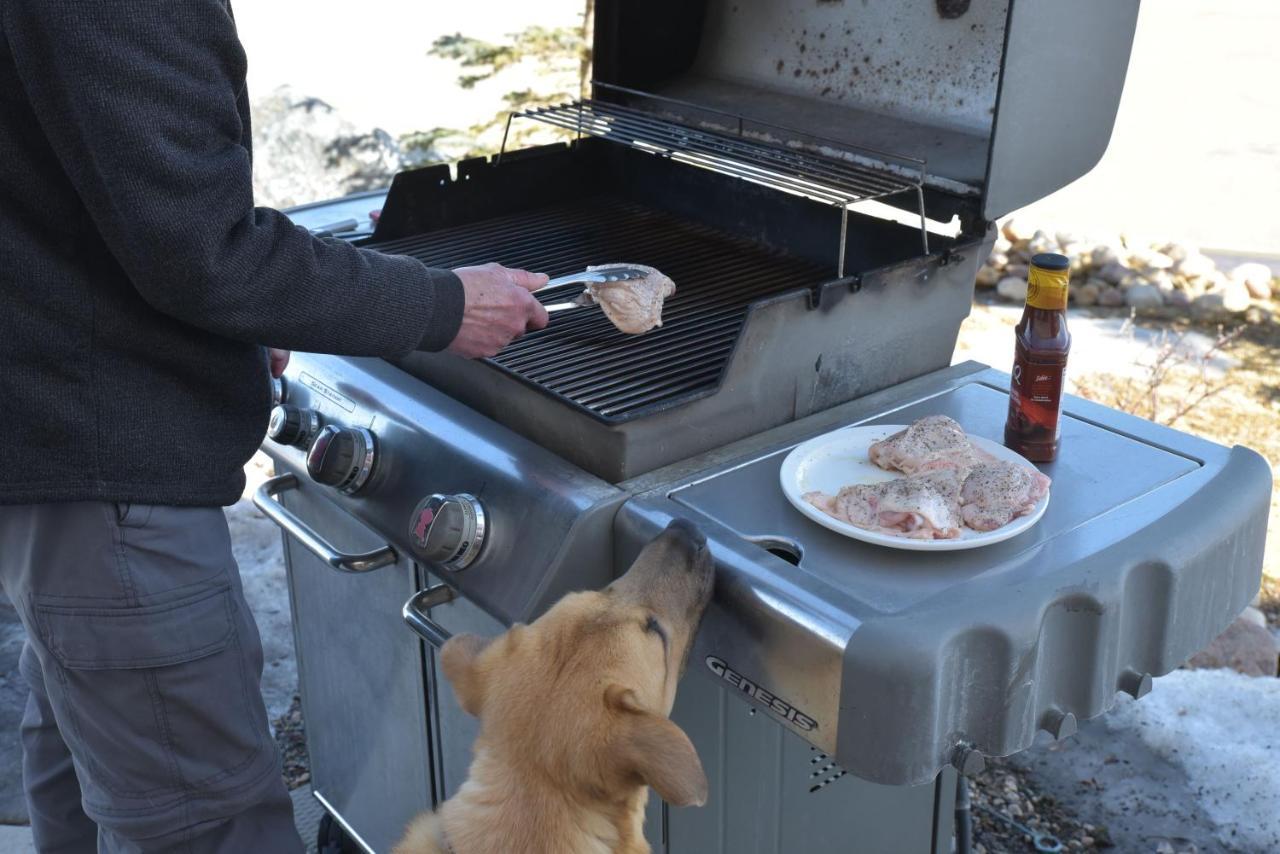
[576,0,1140,221]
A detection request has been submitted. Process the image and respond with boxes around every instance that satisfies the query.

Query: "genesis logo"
[705,656,818,732]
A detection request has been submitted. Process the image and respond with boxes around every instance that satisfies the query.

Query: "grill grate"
[501,83,930,269]
[370,197,829,422]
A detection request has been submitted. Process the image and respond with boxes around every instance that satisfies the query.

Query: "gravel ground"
[272,694,312,792]
[969,757,1114,853]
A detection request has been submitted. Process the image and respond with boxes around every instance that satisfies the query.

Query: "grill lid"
[589,0,1140,219]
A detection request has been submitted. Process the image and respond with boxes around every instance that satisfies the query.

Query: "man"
[0,2,547,850]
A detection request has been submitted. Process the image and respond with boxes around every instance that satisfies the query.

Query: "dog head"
[441,518,714,807]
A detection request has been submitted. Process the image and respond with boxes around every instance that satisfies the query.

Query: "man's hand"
[268,348,290,378]
[447,264,550,359]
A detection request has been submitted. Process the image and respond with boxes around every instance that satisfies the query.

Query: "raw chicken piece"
[869,415,986,477]
[959,462,1052,531]
[804,471,963,540]
[581,263,676,335]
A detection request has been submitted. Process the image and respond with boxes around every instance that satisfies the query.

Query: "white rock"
[975,265,1001,288]
[1130,249,1175,271]
[1173,253,1217,280]
[986,251,1009,269]
[997,276,1029,303]
[1097,261,1132,286]
[1240,606,1267,629]
[1193,282,1251,316]
[1162,242,1196,262]
[1124,284,1165,310]
[1231,262,1275,299]
[1028,230,1058,256]
[992,235,1013,255]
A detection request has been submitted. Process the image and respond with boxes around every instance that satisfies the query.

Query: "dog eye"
[644,616,666,641]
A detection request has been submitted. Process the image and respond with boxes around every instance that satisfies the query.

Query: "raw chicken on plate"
[804,469,964,540]
[959,462,1052,531]
[868,415,988,477]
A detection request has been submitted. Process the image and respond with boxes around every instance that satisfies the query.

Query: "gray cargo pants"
[0,501,304,853]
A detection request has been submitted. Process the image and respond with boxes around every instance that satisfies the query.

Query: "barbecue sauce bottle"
[1004,253,1071,462]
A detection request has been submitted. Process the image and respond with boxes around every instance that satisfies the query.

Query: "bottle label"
[1008,351,1066,428]
[1027,265,1069,311]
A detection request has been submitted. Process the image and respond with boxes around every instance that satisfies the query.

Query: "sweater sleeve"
[2,0,464,356]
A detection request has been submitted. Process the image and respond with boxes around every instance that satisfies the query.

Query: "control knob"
[267,404,320,448]
[306,425,377,494]
[408,494,486,570]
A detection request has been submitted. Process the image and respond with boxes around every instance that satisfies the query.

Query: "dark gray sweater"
[0,1,464,506]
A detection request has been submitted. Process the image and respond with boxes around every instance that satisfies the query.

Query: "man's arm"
[3,0,514,357]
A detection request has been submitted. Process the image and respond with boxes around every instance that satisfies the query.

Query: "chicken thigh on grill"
[581,263,676,335]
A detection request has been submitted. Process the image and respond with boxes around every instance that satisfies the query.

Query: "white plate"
[779,424,1051,551]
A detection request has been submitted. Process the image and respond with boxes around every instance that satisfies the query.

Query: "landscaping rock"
[975,265,1001,288]
[997,276,1029,303]
[1089,244,1124,269]
[1240,606,1268,629]
[1099,286,1127,307]
[1098,261,1132,286]
[1001,218,1034,243]
[1185,614,1278,677]
[1005,263,1030,282]
[251,85,409,210]
[1192,283,1251,317]
[1173,252,1216,280]
[1124,284,1165,310]
[1130,248,1175,271]
[1028,230,1059,256]
[1231,262,1275,300]
[1073,281,1102,307]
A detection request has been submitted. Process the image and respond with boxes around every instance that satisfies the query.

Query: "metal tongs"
[536,266,649,312]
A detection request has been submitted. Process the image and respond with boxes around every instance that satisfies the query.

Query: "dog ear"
[607,687,708,807]
[441,633,492,717]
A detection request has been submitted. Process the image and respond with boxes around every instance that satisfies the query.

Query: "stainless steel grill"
[369,196,829,421]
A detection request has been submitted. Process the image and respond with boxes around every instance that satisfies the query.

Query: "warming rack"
[500,82,930,276]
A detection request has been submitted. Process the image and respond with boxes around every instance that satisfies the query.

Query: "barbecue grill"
[257,2,1271,852]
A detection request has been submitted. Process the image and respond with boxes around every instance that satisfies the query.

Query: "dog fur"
[393,519,715,854]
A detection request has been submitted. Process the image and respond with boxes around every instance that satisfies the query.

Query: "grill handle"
[253,474,398,573]
[402,585,457,649]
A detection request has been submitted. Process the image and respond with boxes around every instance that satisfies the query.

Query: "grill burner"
[370,196,830,421]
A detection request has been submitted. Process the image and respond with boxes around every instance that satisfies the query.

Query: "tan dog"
[393,519,715,854]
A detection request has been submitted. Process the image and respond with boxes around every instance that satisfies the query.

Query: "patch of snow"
[1104,669,1280,852]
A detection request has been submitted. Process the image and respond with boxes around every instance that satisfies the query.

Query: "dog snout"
[663,518,708,563]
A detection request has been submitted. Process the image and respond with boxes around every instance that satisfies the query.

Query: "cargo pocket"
[35,584,265,801]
